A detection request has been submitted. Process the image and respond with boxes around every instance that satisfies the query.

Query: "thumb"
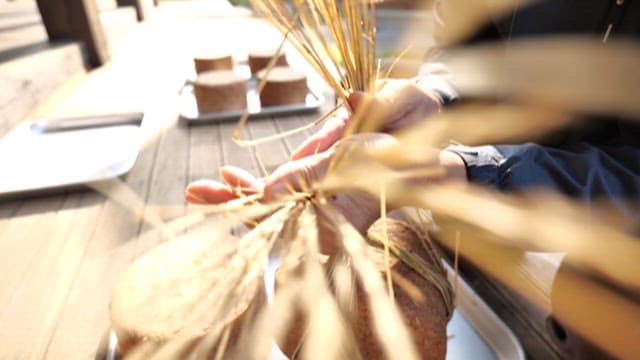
[347,91,366,112]
[290,107,350,160]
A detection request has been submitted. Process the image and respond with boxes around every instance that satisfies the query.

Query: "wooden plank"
[137,121,189,241]
[273,114,317,157]
[44,132,161,359]
[188,124,223,184]
[246,117,290,176]
[0,195,67,318]
[43,202,143,359]
[191,113,316,185]
[0,192,105,360]
[186,122,224,228]
[35,0,110,66]
[219,120,261,178]
[144,124,190,207]
[115,0,150,22]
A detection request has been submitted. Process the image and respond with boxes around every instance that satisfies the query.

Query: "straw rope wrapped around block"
[278,218,453,359]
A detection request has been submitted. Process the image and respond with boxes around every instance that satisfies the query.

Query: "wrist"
[439,150,468,183]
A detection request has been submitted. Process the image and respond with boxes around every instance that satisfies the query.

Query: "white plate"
[0,114,144,198]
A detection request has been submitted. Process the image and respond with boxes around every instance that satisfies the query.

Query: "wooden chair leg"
[36,0,110,67]
[115,0,150,22]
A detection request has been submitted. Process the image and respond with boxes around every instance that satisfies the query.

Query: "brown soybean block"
[355,218,449,360]
[193,70,248,113]
[193,54,234,73]
[256,67,308,106]
[109,232,262,356]
[279,218,450,360]
[248,50,287,74]
[272,263,308,358]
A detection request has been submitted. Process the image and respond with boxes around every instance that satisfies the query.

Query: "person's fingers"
[294,81,440,161]
[265,149,334,200]
[220,165,263,190]
[356,79,441,133]
[348,91,391,134]
[375,81,441,132]
[185,180,237,204]
[291,86,424,161]
[185,166,264,204]
[290,108,350,160]
[347,91,366,112]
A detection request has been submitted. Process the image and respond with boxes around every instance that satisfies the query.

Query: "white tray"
[444,262,525,360]
[179,76,324,124]
[0,113,145,199]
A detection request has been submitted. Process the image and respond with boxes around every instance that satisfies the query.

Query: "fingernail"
[290,144,306,160]
[221,166,261,188]
[185,188,206,204]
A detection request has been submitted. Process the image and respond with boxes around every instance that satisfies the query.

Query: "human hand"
[292,79,442,160]
[185,136,384,254]
[185,79,449,252]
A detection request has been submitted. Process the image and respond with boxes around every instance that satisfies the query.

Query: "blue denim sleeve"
[444,145,505,188]
[446,143,640,223]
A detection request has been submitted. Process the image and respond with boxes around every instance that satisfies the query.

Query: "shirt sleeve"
[446,142,640,228]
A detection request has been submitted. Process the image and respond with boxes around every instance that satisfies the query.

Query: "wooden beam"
[116,0,150,22]
[35,0,109,67]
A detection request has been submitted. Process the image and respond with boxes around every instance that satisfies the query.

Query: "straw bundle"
[250,0,378,101]
[232,0,381,146]
[276,218,451,359]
